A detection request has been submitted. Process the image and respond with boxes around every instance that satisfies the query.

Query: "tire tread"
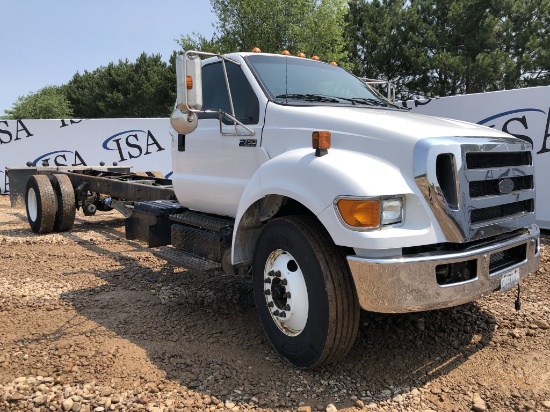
[50,174,76,232]
[26,175,56,234]
[279,216,360,368]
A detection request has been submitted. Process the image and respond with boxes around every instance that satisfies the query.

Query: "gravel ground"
[1,194,550,412]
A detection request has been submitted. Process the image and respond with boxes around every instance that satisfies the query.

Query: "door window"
[200,61,259,124]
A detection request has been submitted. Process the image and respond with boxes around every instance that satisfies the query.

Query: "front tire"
[25,175,56,234]
[253,216,360,368]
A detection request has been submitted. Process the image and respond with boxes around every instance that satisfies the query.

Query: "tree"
[179,0,348,63]
[63,53,176,118]
[344,0,416,94]
[499,0,550,88]
[345,0,550,98]
[2,86,73,119]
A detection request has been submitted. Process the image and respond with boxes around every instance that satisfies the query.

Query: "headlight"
[381,198,403,225]
[335,196,404,230]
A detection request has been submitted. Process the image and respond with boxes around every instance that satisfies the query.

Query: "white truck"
[9,50,540,369]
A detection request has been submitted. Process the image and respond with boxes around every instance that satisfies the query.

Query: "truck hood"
[263,103,511,150]
[261,103,516,172]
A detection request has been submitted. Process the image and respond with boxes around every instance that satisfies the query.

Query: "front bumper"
[347,224,540,313]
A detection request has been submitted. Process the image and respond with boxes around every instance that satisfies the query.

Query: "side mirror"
[170,53,203,134]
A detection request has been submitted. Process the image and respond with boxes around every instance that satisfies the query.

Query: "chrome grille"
[414,136,536,243]
[466,151,531,169]
[469,176,533,197]
[471,199,534,225]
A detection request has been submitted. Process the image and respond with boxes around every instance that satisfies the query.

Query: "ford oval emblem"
[498,178,515,194]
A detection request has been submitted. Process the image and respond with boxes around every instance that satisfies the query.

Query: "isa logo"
[102,129,165,162]
[477,107,550,155]
[32,150,88,167]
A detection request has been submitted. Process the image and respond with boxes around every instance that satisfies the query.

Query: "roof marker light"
[312,131,331,157]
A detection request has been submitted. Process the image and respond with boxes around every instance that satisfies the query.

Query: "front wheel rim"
[263,249,309,336]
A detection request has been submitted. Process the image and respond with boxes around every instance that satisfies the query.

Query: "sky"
[0,0,216,115]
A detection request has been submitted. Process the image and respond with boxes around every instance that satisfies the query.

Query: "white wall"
[0,118,172,195]
[402,86,550,228]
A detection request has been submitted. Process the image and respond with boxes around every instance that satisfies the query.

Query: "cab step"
[153,246,221,272]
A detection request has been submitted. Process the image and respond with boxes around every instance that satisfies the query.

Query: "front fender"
[232,148,438,263]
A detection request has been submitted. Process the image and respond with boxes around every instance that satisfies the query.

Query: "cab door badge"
[239,139,257,147]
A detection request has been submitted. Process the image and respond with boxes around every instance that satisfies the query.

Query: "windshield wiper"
[276,93,341,103]
[334,97,390,107]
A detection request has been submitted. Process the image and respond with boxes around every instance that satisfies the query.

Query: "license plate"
[500,268,520,292]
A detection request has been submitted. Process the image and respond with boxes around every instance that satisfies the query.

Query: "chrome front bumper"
[347,225,540,313]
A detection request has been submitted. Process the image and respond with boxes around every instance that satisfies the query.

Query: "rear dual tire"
[25,174,76,234]
[26,175,56,234]
[50,174,76,232]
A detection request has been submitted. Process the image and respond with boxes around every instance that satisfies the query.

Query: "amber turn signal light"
[186,75,193,90]
[337,199,381,228]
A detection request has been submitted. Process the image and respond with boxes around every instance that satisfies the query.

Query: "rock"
[472,403,487,412]
[326,403,338,412]
[392,394,403,403]
[298,406,312,412]
[100,387,113,397]
[63,398,74,411]
[541,401,550,409]
[33,395,47,406]
[110,394,121,404]
[355,399,365,408]
[510,329,523,338]
[8,392,25,401]
[381,389,392,398]
[146,383,159,393]
[472,395,487,412]
[535,320,550,329]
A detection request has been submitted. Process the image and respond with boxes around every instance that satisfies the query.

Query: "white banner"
[0,118,172,195]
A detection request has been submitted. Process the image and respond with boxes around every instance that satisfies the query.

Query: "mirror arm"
[216,111,255,136]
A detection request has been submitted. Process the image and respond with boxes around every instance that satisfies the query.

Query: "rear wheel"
[252,215,360,369]
[50,174,76,232]
[25,175,56,234]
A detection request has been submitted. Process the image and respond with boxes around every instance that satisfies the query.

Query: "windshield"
[246,54,394,107]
